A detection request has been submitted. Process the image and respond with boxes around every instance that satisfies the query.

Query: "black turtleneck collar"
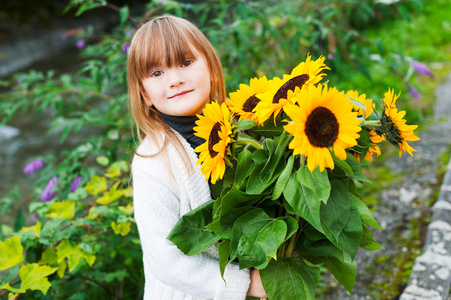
[159,112,206,151]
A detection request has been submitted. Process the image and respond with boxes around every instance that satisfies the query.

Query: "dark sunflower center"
[208,122,221,158]
[304,106,339,147]
[273,74,310,103]
[242,95,260,112]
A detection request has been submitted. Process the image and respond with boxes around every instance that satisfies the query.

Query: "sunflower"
[254,55,330,124]
[284,84,361,172]
[353,130,384,162]
[346,90,374,119]
[194,102,233,184]
[227,76,272,122]
[382,89,420,157]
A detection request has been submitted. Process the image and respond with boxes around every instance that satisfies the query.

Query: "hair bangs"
[135,20,198,80]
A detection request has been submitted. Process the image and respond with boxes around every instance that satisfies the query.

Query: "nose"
[168,68,185,88]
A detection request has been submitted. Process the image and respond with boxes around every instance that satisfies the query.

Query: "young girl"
[128,15,267,299]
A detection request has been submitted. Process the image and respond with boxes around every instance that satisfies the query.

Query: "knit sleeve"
[132,158,250,299]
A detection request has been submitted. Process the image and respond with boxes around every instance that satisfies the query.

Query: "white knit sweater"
[132,132,251,300]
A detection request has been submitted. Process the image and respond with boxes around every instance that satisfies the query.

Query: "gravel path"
[324,72,451,300]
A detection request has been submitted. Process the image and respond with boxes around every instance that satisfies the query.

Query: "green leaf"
[231,209,288,269]
[272,155,294,200]
[324,257,357,294]
[217,239,231,280]
[0,236,24,271]
[260,131,290,183]
[297,166,331,203]
[260,257,320,300]
[320,180,351,242]
[167,200,219,256]
[212,185,261,220]
[235,148,253,188]
[321,203,363,263]
[96,156,109,166]
[111,221,131,236]
[119,5,129,25]
[298,235,343,261]
[84,176,107,195]
[236,119,257,130]
[350,193,383,229]
[332,153,354,177]
[45,201,75,219]
[360,226,384,251]
[283,173,322,232]
[206,206,254,239]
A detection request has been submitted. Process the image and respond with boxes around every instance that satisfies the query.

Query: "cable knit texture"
[132,131,251,300]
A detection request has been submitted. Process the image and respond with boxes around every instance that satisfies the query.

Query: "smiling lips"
[168,89,194,99]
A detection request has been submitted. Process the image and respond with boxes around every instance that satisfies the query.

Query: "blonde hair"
[128,15,225,167]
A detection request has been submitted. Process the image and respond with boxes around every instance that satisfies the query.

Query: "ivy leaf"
[119,5,129,25]
[84,176,107,195]
[111,221,131,236]
[2,263,57,295]
[105,165,121,178]
[96,182,123,205]
[45,201,75,219]
[118,203,134,214]
[57,259,67,279]
[21,221,42,237]
[167,200,220,256]
[0,236,24,271]
[39,248,58,267]
[56,240,96,272]
[260,257,320,300]
[297,166,331,203]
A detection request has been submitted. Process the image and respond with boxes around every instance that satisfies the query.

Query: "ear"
[140,88,153,107]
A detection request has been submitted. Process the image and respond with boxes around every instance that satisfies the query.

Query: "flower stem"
[362,120,381,127]
[285,215,301,257]
[236,136,264,150]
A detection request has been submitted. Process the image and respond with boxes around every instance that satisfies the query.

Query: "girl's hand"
[247,269,267,298]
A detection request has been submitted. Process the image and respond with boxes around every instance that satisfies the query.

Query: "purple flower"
[41,176,58,202]
[70,176,83,193]
[17,75,25,84]
[327,53,334,60]
[126,29,135,38]
[30,213,39,223]
[76,39,86,49]
[410,60,434,78]
[121,42,131,54]
[407,83,421,100]
[23,159,44,175]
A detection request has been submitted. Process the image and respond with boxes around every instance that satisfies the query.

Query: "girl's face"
[141,47,211,117]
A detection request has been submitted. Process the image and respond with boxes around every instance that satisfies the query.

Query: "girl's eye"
[150,70,162,77]
[182,60,193,67]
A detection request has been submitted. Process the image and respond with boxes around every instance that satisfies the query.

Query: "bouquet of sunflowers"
[168,55,420,299]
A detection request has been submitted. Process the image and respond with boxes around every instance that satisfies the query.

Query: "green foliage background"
[0,0,450,298]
